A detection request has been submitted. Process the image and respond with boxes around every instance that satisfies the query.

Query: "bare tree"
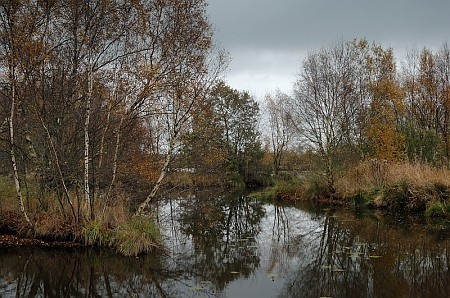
[265,89,294,175]
[292,41,355,193]
[0,0,39,225]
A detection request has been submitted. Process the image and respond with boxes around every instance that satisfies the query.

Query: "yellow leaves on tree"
[120,152,163,185]
[366,79,405,161]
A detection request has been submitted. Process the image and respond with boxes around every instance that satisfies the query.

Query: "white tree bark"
[9,76,31,225]
[84,63,93,219]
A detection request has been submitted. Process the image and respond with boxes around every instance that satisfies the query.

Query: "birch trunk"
[84,64,93,220]
[9,78,31,225]
[134,144,173,217]
[95,99,112,203]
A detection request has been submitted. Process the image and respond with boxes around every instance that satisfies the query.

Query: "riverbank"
[1,161,449,253]
[0,234,85,248]
[0,200,160,256]
[250,161,450,218]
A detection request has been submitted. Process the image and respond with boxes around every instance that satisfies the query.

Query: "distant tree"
[365,45,405,161]
[434,43,450,165]
[181,95,228,177]
[265,89,294,175]
[400,44,450,165]
[292,40,355,193]
[208,82,263,184]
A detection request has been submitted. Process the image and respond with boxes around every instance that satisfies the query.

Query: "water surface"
[1,192,449,297]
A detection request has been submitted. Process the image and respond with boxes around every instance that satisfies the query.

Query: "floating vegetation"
[369,255,382,259]
[333,268,345,272]
[189,285,203,291]
[200,281,212,284]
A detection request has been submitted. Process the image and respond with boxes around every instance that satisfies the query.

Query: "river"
[1,191,449,297]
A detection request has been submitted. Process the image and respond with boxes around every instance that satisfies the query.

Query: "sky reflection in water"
[1,193,449,297]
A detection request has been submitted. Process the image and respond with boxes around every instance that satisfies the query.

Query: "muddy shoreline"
[0,234,85,248]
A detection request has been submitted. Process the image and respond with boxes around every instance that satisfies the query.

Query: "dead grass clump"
[335,161,378,197]
[336,161,450,196]
[96,191,130,229]
[336,161,450,215]
[387,162,450,188]
[33,211,79,240]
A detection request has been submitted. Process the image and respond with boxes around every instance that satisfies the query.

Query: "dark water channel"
[1,192,449,297]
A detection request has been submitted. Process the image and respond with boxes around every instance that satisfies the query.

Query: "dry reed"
[336,161,450,196]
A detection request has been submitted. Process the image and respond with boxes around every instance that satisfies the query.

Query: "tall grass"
[81,215,161,256]
[82,220,109,246]
[109,216,161,256]
[335,161,450,197]
[335,161,450,216]
[0,176,162,254]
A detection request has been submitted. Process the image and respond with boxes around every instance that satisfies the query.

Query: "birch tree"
[134,0,227,216]
[0,0,41,225]
[292,41,355,193]
[265,90,293,175]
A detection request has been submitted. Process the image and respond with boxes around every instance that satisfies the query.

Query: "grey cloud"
[209,0,450,50]
[207,0,450,97]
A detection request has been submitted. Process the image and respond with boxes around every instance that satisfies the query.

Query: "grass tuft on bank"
[81,215,161,256]
[110,216,161,256]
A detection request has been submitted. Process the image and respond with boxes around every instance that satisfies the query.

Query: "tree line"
[266,39,450,193]
[0,0,266,226]
[3,2,449,227]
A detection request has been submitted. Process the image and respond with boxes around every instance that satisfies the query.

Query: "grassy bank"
[251,161,450,218]
[0,177,160,256]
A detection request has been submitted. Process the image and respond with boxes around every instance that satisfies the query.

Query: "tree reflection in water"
[279,208,450,298]
[0,193,449,297]
[160,191,266,293]
[0,246,173,297]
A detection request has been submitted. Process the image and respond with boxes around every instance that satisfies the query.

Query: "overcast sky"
[207,0,450,100]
